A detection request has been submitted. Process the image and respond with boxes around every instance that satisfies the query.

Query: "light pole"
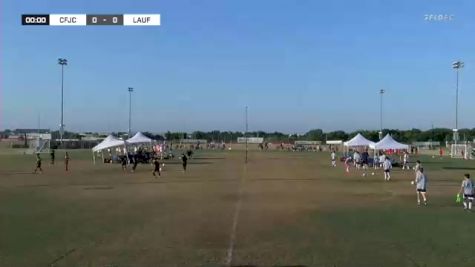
[58,58,68,148]
[452,61,464,144]
[379,89,385,140]
[245,106,248,164]
[128,87,134,137]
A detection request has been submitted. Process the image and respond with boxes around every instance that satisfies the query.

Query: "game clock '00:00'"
[22,15,49,25]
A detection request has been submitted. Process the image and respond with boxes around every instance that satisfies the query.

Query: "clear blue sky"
[1,0,474,133]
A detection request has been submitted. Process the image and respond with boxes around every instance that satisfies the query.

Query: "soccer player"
[361,150,369,171]
[152,157,161,177]
[458,174,474,211]
[402,151,410,170]
[64,152,70,171]
[414,167,428,206]
[383,156,392,181]
[344,155,351,173]
[187,149,193,159]
[379,154,386,169]
[414,160,422,172]
[34,153,43,174]
[131,156,138,173]
[181,153,188,172]
[353,151,361,169]
[121,156,127,172]
[331,151,337,167]
[50,149,55,165]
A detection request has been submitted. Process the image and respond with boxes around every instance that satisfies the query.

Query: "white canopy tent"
[92,135,126,152]
[126,132,153,144]
[369,134,409,150]
[369,134,409,168]
[344,133,375,147]
[126,132,155,153]
[92,135,127,164]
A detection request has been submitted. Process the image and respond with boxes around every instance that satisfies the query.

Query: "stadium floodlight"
[379,89,385,140]
[245,106,248,164]
[452,61,464,135]
[128,87,134,137]
[57,58,68,148]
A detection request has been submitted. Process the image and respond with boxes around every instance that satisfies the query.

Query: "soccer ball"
[371,172,375,176]
[411,181,415,185]
[362,173,366,177]
[162,163,165,167]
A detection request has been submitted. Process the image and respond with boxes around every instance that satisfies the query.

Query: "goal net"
[27,138,51,154]
[451,144,473,159]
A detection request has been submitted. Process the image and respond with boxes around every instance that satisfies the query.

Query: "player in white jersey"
[379,154,386,169]
[331,151,336,167]
[414,168,428,206]
[344,156,351,173]
[383,156,392,181]
[353,151,361,169]
[459,174,474,211]
[402,151,410,170]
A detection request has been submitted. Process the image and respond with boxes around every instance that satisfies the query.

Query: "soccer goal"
[27,137,51,154]
[451,144,473,159]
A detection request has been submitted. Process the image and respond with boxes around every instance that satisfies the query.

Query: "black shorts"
[417,189,426,192]
[384,169,390,173]
[464,194,474,199]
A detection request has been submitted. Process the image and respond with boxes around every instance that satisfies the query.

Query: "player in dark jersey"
[34,153,43,174]
[131,155,138,173]
[181,153,188,172]
[121,156,127,172]
[50,149,55,165]
[64,152,70,171]
[152,157,161,177]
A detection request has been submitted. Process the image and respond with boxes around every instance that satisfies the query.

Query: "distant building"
[13,129,50,134]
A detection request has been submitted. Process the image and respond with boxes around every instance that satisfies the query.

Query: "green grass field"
[1,149,475,267]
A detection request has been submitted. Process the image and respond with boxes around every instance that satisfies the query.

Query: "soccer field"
[1,149,475,267]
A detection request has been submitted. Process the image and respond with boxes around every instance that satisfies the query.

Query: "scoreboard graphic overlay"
[22,14,161,26]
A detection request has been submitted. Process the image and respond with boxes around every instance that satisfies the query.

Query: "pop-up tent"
[92,135,127,164]
[369,134,409,168]
[126,132,152,144]
[126,132,154,153]
[92,135,126,152]
[369,134,409,150]
[344,133,375,147]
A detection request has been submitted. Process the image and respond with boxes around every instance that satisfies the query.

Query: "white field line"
[225,165,246,266]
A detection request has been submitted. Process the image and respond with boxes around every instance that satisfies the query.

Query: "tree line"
[164,128,475,143]
[2,128,475,143]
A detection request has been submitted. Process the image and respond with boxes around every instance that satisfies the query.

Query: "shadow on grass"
[13,178,239,189]
[163,161,213,165]
[83,186,114,190]
[232,266,307,267]
[193,157,226,160]
[442,167,475,170]
[249,178,317,182]
[0,171,38,176]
